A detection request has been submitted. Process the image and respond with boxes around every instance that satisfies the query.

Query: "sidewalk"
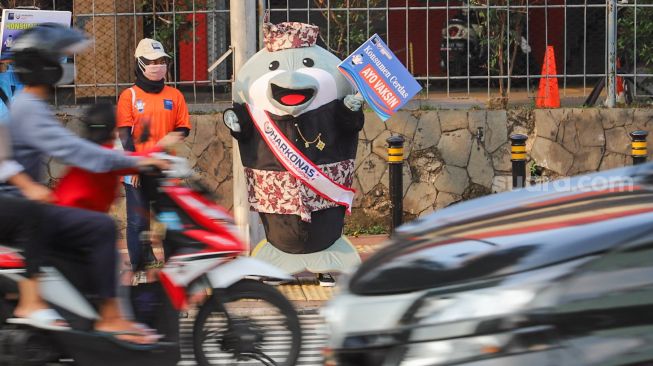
[276,234,389,310]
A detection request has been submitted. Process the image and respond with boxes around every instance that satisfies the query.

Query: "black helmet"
[11,23,91,86]
[81,103,116,144]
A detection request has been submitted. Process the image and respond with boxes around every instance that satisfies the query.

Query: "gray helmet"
[11,23,90,86]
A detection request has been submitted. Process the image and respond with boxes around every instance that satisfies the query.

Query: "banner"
[338,34,422,121]
[0,9,72,60]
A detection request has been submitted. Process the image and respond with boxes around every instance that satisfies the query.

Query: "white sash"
[246,104,354,213]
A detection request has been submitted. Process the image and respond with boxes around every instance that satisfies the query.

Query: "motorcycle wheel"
[193,279,302,366]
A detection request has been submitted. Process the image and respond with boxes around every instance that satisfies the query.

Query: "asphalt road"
[178,312,327,366]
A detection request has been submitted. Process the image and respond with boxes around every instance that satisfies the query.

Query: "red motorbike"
[0,154,302,366]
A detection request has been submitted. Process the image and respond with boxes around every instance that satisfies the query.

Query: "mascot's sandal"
[226,20,366,286]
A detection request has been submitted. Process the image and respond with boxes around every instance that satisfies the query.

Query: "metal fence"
[3,0,652,107]
[68,0,233,105]
[1,0,233,105]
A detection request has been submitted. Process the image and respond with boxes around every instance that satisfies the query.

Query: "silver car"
[324,164,653,366]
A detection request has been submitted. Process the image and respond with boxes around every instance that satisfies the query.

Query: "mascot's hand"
[344,93,365,112]
[223,108,241,133]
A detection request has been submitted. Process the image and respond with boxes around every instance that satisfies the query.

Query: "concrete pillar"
[230,0,264,251]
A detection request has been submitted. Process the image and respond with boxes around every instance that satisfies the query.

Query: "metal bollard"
[387,135,405,233]
[510,134,528,188]
[630,130,648,165]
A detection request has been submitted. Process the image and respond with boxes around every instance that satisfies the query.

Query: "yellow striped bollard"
[387,135,405,232]
[510,134,528,188]
[630,130,648,165]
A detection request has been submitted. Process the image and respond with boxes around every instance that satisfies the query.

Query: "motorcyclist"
[2,23,167,343]
[0,101,67,330]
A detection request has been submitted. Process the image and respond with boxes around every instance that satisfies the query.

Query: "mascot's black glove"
[223,108,241,133]
[344,93,365,112]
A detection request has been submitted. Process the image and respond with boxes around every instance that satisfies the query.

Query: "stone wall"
[352,107,653,226]
[50,106,653,230]
[175,114,234,210]
[529,109,653,176]
[351,109,533,226]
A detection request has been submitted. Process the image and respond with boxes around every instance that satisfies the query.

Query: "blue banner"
[0,9,71,60]
[338,34,422,121]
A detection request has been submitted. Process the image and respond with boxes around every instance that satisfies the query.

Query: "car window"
[558,232,653,307]
[551,231,653,365]
[349,239,535,295]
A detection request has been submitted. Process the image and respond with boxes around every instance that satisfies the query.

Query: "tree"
[139,0,203,59]
[312,0,386,60]
[471,0,537,100]
[618,6,653,68]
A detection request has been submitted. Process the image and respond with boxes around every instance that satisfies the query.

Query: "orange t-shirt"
[116,85,191,152]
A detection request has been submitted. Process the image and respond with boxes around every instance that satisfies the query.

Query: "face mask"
[138,59,167,81]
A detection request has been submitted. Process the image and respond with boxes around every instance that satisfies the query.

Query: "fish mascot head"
[233,22,354,116]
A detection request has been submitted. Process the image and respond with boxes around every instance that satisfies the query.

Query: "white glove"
[223,109,241,133]
[344,93,365,112]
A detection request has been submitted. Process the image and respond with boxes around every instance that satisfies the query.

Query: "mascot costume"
[223,21,364,286]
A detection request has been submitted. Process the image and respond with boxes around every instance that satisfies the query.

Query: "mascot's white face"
[233,45,354,117]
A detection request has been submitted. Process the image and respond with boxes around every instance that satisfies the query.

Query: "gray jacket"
[8,91,138,182]
[0,121,23,183]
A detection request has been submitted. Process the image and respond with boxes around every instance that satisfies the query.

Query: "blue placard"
[338,34,422,121]
[0,9,71,60]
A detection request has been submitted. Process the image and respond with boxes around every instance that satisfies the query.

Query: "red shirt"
[54,144,160,213]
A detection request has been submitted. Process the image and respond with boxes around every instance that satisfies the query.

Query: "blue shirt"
[0,66,22,120]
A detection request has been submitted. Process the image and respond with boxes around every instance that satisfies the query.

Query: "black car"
[323,163,653,366]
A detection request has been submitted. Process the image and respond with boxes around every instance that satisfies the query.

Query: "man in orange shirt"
[117,38,191,271]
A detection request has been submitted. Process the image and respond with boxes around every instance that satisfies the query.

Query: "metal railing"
[268,0,617,106]
[3,0,651,107]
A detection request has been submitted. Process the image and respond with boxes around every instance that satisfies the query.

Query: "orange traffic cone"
[536,45,560,108]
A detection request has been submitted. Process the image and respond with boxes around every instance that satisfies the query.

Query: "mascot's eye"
[302,58,315,67]
[269,61,280,70]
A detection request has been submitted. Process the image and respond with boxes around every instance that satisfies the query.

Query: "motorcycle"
[440,8,484,77]
[439,4,534,88]
[0,153,302,366]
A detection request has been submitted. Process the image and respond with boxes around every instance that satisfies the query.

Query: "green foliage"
[618,7,653,67]
[312,0,386,60]
[470,0,533,96]
[529,160,537,176]
[529,160,543,177]
[344,224,388,237]
[139,0,200,59]
[418,104,442,111]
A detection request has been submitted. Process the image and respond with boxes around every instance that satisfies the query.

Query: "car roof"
[350,164,653,295]
[396,164,649,238]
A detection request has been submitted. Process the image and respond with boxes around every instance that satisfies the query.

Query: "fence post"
[510,134,528,188]
[630,130,649,165]
[387,135,405,233]
[606,0,618,108]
